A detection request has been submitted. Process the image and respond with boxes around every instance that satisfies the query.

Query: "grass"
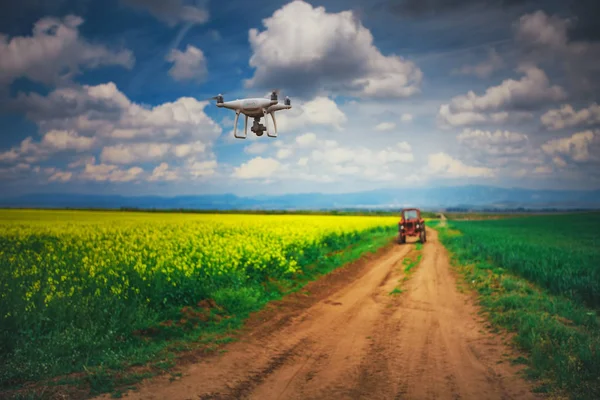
[1,227,395,399]
[389,241,424,295]
[434,215,600,400]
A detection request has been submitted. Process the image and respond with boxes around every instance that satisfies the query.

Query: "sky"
[0,0,599,197]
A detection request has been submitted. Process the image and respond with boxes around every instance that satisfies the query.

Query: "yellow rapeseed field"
[1,210,396,309]
[0,209,398,385]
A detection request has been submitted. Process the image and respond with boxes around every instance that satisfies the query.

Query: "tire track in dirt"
[96,230,542,400]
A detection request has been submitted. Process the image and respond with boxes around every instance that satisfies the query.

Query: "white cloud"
[401,113,413,122]
[0,130,96,164]
[49,171,73,182]
[68,156,96,169]
[457,129,529,156]
[187,159,217,178]
[438,65,565,127]
[0,15,133,86]
[515,10,570,50]
[100,141,207,165]
[276,97,347,132]
[452,48,504,79]
[244,0,422,99]
[232,157,282,179]
[276,148,293,160]
[533,165,553,174]
[540,103,600,130]
[552,156,567,168]
[397,141,412,152]
[121,0,209,26]
[427,152,495,178]
[515,10,600,94]
[41,130,96,152]
[80,162,144,182]
[295,133,318,148]
[375,122,396,131]
[244,142,269,155]
[166,45,207,82]
[12,82,221,143]
[541,130,599,162]
[231,135,414,184]
[148,162,179,181]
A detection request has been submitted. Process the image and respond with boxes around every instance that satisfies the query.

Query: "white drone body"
[211,91,292,139]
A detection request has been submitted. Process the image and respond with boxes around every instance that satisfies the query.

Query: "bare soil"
[97,229,542,400]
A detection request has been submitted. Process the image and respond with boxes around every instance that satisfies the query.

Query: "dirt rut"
[100,230,541,400]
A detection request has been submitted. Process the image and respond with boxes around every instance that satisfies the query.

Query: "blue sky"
[1,0,599,196]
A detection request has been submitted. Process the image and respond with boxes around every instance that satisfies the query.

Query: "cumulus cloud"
[121,0,209,26]
[401,113,413,122]
[375,122,396,131]
[2,81,222,182]
[438,65,564,127]
[427,152,495,178]
[275,97,347,132]
[541,130,599,162]
[244,142,269,155]
[100,141,207,164]
[231,135,414,184]
[452,48,504,78]
[0,15,133,86]
[11,82,221,143]
[49,171,73,182]
[166,45,208,82]
[81,162,144,183]
[457,129,529,156]
[187,159,217,178]
[540,103,600,130]
[244,0,423,99]
[0,130,96,164]
[295,133,318,148]
[515,10,600,94]
[149,162,179,181]
[232,157,282,179]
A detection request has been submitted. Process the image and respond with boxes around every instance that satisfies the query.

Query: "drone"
[209,90,292,139]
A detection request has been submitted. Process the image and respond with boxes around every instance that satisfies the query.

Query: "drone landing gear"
[233,111,247,139]
[233,112,279,139]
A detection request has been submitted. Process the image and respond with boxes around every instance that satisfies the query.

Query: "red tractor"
[397,208,426,244]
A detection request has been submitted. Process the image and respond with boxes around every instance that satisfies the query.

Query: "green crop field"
[445,212,600,308]
[0,210,398,391]
[436,213,600,399]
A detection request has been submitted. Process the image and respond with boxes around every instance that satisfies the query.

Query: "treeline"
[444,207,598,213]
[115,207,441,218]
[8,206,440,218]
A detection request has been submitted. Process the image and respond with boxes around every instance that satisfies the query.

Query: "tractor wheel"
[397,235,405,245]
[420,229,426,243]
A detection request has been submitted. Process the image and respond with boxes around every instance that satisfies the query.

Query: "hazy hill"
[2,185,600,210]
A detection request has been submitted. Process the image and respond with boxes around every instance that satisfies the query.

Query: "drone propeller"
[203,93,225,103]
[202,92,227,101]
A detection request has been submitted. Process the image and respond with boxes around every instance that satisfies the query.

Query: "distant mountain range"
[2,185,600,211]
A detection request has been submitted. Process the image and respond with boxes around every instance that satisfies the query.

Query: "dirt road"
[101,229,540,400]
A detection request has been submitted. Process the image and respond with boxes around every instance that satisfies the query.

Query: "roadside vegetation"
[389,242,423,296]
[0,210,397,398]
[434,213,600,399]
